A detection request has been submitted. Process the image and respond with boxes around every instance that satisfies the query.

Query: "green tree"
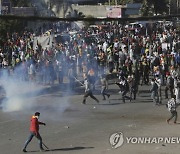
[149,0,168,15]
[140,0,154,16]
[66,9,85,18]
[50,0,73,17]
[140,0,168,16]
[104,0,168,15]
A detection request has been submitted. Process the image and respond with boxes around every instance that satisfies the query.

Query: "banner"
[106,6,122,18]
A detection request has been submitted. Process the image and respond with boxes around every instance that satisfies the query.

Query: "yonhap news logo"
[109,132,124,148]
[109,132,180,149]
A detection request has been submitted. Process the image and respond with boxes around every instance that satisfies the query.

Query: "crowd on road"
[0,20,180,104]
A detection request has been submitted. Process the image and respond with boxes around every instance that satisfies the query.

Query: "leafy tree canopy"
[104,0,169,16]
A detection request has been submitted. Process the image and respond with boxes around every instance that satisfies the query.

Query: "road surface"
[0,82,179,154]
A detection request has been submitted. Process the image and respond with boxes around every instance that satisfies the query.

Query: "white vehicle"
[157,20,173,26]
[125,22,143,30]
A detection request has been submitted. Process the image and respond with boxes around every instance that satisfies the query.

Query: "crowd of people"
[0,20,180,103]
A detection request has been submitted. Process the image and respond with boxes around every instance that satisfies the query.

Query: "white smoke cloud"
[0,75,36,112]
[0,69,70,119]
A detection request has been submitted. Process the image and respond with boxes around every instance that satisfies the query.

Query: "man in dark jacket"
[165,73,174,99]
[116,76,131,103]
[128,74,138,100]
[82,78,99,104]
[22,112,46,152]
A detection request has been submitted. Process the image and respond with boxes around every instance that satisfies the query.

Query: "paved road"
[0,82,180,154]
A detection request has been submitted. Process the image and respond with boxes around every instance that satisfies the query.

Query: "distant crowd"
[0,20,180,102]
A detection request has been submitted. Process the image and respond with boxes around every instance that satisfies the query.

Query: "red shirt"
[30,116,39,133]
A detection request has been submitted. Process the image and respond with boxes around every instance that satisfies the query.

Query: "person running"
[166,96,178,124]
[82,77,99,104]
[116,76,131,103]
[22,112,46,152]
[100,74,110,100]
[128,74,138,101]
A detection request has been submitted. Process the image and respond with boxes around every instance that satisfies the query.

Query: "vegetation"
[105,0,169,16]
[140,0,168,16]
[0,0,175,45]
[66,9,85,18]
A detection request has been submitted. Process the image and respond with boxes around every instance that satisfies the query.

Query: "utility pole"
[62,0,65,18]
[0,0,1,15]
[169,0,171,15]
[115,0,118,6]
[177,0,179,14]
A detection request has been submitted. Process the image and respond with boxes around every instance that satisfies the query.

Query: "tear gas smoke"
[0,69,70,120]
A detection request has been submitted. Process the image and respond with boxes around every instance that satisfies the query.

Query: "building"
[11,7,35,16]
[170,0,180,14]
[1,0,11,15]
[106,6,126,18]
[60,0,107,5]
[125,3,142,17]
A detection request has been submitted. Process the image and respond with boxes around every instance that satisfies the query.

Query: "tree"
[140,0,168,16]
[50,0,73,17]
[149,0,168,15]
[66,9,85,18]
[140,0,154,16]
[104,0,168,15]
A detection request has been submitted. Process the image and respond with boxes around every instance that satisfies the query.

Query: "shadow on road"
[28,146,94,152]
[49,146,94,151]
[139,90,150,93]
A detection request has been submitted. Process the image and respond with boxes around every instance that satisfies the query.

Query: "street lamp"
[0,0,1,15]
[169,0,171,15]
[177,0,179,14]
[115,0,117,6]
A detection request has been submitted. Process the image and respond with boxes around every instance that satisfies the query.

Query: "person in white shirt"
[155,75,162,104]
[166,96,178,124]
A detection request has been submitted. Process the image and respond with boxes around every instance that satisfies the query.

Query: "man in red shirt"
[22,112,46,152]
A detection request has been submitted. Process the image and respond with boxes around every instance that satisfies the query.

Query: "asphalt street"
[0,82,180,154]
